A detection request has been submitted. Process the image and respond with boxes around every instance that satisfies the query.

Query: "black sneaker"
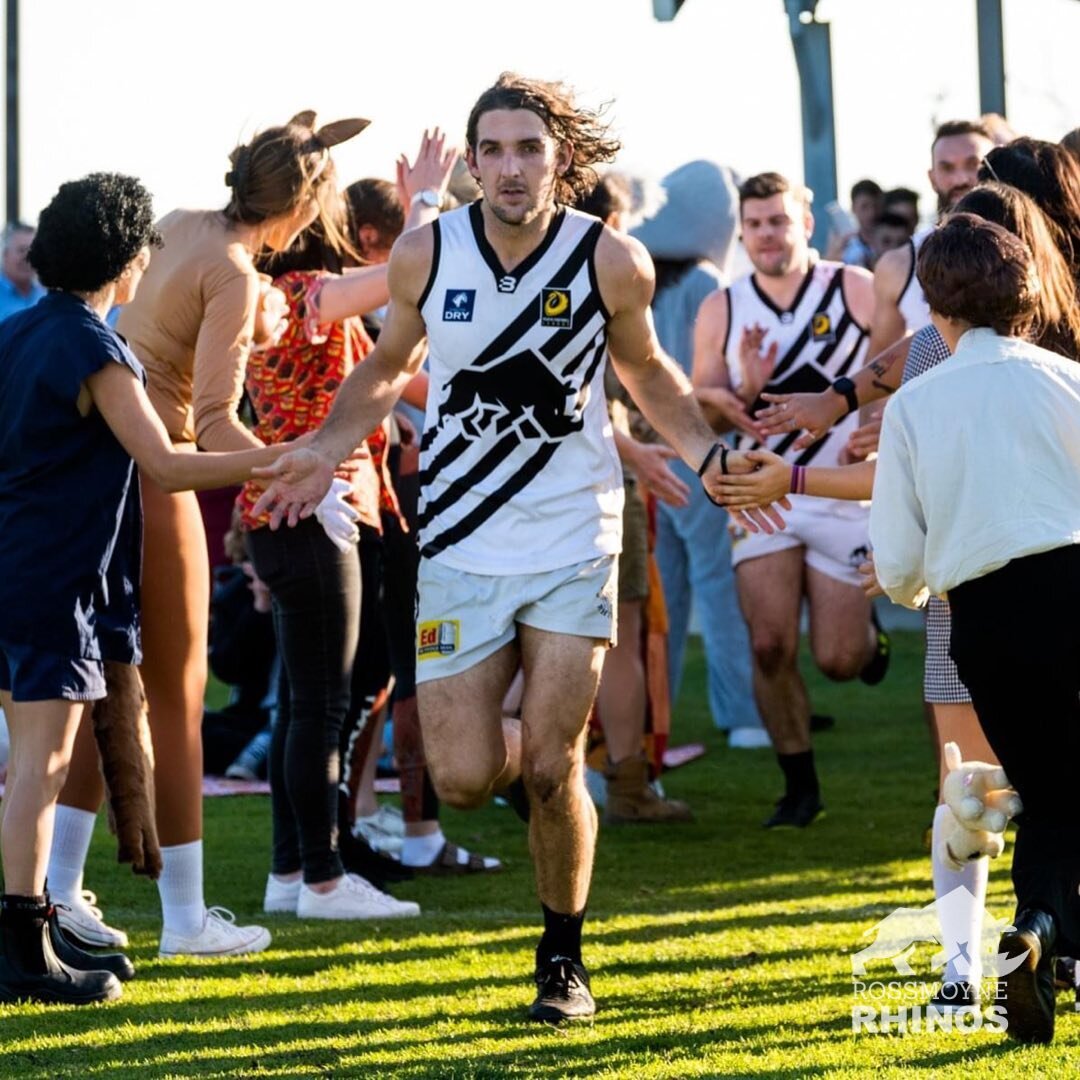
[860,610,891,685]
[764,792,825,829]
[48,905,134,982]
[998,908,1057,1044]
[928,980,981,1012]
[809,713,836,733]
[527,955,595,1023]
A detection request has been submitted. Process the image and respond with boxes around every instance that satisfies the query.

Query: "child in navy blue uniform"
[0,173,284,1005]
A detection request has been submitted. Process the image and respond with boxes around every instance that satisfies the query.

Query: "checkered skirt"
[903,327,972,705]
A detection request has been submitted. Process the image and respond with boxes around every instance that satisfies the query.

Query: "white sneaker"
[53,890,129,949]
[729,726,773,749]
[296,874,420,920]
[158,906,271,958]
[263,874,301,914]
[353,804,405,855]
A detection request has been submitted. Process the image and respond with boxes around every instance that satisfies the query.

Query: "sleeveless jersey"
[897,229,932,332]
[417,203,622,574]
[725,260,869,478]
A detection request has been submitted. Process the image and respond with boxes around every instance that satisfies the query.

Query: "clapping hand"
[737,324,779,404]
[397,127,457,209]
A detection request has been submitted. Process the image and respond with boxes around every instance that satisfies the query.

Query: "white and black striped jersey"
[725,260,869,480]
[897,229,932,332]
[416,203,623,574]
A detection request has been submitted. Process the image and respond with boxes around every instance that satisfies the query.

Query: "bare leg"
[0,692,86,895]
[931,701,995,989]
[140,479,208,846]
[417,642,520,810]
[736,549,807,754]
[518,626,605,915]
[805,567,875,680]
[933,703,998,795]
[55,710,106,814]
[354,707,386,821]
[597,600,645,764]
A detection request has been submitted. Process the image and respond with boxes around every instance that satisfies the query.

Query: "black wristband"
[697,442,722,478]
[831,376,859,416]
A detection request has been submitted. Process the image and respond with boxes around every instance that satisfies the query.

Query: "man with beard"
[250,73,778,1023]
[692,172,884,828]
[867,120,995,358]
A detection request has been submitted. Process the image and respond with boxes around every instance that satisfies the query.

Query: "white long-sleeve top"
[870,327,1080,608]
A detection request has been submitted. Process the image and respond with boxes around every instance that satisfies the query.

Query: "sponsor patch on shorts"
[417,619,460,659]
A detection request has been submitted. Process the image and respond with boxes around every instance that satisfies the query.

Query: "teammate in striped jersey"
[693,172,886,829]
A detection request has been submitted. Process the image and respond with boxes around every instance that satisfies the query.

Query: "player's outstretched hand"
[631,442,690,508]
[844,411,883,462]
[252,447,336,529]
[695,385,766,441]
[714,449,793,509]
[858,555,883,598]
[699,447,788,535]
[756,390,844,449]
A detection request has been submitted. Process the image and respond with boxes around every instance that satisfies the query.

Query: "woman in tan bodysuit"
[49,113,368,957]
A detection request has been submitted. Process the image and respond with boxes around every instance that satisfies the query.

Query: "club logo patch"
[541,287,572,328]
[811,312,836,343]
[417,619,460,659]
[443,289,476,322]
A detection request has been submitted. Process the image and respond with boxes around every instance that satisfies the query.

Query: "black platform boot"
[0,893,122,1005]
[47,898,135,982]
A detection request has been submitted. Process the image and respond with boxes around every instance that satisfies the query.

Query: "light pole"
[6,0,18,223]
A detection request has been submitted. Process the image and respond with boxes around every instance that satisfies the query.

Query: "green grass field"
[1,631,1075,1078]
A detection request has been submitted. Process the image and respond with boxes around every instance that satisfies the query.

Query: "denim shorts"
[0,640,107,702]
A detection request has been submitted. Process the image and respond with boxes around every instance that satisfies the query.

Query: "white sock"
[47,806,97,902]
[401,829,446,867]
[400,829,500,870]
[157,840,206,935]
[931,803,989,985]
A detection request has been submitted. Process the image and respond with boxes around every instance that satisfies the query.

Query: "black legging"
[247,519,360,884]
[949,544,1080,954]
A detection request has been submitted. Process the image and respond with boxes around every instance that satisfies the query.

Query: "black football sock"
[537,903,585,966]
[777,749,819,800]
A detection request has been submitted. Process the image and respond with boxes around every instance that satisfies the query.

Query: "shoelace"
[344,875,395,903]
[78,890,105,919]
[538,957,584,997]
[205,906,239,928]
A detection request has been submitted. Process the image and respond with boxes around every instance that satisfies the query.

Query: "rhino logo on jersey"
[440,349,590,444]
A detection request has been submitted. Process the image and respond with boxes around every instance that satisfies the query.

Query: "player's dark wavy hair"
[29,172,162,293]
[465,73,622,204]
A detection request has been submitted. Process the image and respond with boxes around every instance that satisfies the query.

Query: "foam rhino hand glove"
[937,803,1006,872]
[91,661,163,879]
[941,741,1023,834]
[314,477,361,553]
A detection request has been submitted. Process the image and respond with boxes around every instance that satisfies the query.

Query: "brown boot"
[603,756,693,824]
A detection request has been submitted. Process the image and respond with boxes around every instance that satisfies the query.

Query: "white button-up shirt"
[870,327,1080,608]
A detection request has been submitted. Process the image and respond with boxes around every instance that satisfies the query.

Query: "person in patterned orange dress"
[243,130,488,920]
